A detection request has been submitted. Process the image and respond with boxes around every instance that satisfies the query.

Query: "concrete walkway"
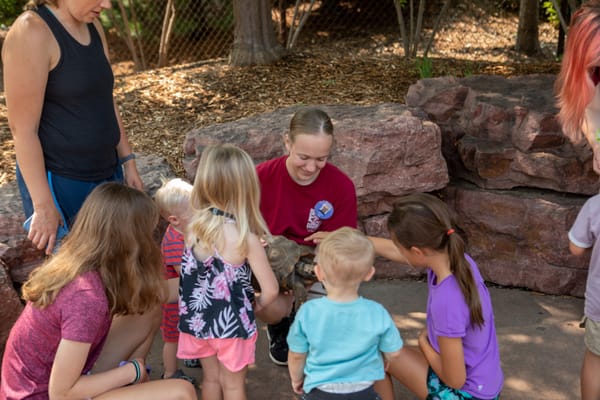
[147,279,585,399]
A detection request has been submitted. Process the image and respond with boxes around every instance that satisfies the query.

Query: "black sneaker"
[266,316,291,366]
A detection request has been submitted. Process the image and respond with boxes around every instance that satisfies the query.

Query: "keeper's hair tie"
[209,207,235,220]
[446,228,455,236]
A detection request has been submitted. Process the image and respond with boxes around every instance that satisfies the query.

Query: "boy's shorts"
[426,368,499,400]
[585,317,600,356]
[161,303,180,343]
[177,332,257,372]
[302,386,380,400]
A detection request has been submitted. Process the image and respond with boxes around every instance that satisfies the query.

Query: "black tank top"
[36,5,120,181]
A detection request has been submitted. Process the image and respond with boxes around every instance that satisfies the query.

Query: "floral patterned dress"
[178,245,256,339]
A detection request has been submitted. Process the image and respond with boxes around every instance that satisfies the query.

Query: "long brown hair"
[22,183,164,316]
[387,193,484,327]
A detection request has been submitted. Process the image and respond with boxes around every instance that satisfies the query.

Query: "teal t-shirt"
[287,296,403,393]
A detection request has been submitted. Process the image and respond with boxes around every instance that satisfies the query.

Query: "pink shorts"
[177,332,257,372]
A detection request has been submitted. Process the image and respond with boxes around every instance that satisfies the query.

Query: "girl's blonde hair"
[154,177,192,217]
[556,0,600,141]
[316,227,374,286]
[288,107,334,143]
[387,193,484,327]
[188,144,270,256]
[22,183,164,316]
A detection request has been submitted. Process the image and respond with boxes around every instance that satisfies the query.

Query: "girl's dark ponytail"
[446,231,484,327]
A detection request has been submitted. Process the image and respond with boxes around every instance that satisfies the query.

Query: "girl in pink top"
[1,183,195,400]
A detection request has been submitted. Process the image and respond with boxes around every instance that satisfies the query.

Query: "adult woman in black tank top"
[3,0,143,255]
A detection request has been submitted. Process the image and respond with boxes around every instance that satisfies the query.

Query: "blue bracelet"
[119,153,136,164]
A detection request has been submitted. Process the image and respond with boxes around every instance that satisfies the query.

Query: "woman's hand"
[304,231,330,244]
[28,202,61,255]
[123,161,144,191]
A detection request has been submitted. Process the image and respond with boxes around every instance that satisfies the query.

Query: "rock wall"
[406,74,594,296]
[183,103,450,217]
[1,75,594,344]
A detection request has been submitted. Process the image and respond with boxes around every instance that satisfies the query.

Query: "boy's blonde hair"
[188,144,270,256]
[154,177,193,218]
[22,183,164,316]
[316,227,374,285]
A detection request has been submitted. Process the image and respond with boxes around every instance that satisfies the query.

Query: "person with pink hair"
[556,0,600,174]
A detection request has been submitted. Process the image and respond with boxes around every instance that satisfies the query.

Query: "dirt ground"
[0,2,561,185]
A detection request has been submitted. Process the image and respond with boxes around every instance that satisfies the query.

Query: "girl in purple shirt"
[1,183,195,400]
[370,193,503,400]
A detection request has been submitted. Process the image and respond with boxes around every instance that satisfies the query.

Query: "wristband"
[119,153,136,164]
[130,359,141,384]
[119,360,141,384]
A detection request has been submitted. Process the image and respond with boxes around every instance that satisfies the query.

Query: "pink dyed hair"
[556,0,600,142]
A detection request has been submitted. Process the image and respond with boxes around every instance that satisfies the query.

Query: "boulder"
[183,103,449,217]
[443,182,588,297]
[406,75,600,195]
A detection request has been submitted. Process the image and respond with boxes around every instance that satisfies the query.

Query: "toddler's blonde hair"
[316,227,374,286]
[154,177,193,218]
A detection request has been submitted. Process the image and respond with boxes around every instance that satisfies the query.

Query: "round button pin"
[314,200,334,220]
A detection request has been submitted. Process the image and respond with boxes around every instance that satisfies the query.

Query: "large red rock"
[443,183,588,297]
[183,103,449,217]
[406,75,600,195]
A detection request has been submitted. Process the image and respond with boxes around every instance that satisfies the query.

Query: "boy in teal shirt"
[287,227,403,399]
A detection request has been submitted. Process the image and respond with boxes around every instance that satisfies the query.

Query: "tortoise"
[264,235,317,306]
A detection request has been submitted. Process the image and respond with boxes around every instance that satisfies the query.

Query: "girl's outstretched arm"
[247,233,280,313]
[304,233,410,265]
[419,330,466,389]
[369,237,408,264]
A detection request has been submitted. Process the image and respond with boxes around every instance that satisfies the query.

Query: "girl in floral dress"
[177,144,280,400]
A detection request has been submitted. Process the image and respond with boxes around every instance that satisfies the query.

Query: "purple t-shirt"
[1,271,110,399]
[569,193,600,321]
[426,254,503,399]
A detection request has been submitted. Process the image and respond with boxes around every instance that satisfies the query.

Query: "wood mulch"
[0,2,561,185]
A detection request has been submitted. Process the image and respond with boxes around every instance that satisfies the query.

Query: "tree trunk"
[230,0,285,66]
[158,0,176,67]
[277,0,287,44]
[516,0,541,56]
